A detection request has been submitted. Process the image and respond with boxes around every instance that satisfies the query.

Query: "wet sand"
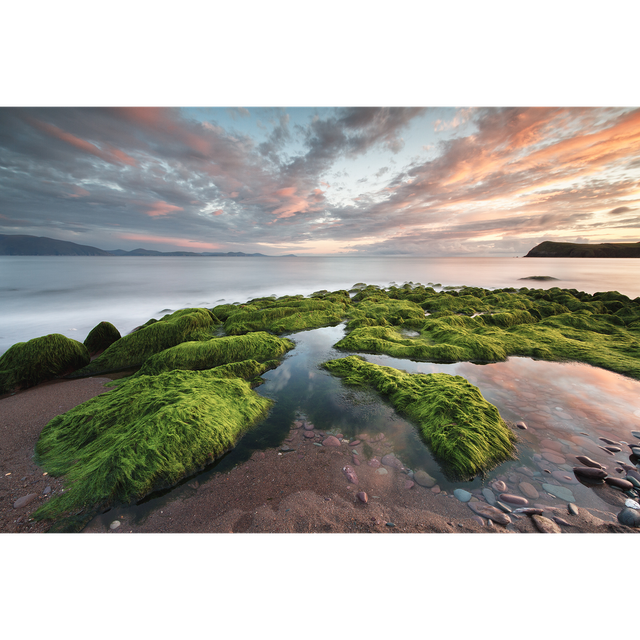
[1,377,637,534]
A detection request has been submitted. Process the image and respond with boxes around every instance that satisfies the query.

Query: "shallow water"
[87,322,640,530]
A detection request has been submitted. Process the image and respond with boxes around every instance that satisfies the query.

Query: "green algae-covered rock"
[83,321,121,356]
[324,356,517,480]
[0,333,90,394]
[217,294,349,335]
[33,368,273,522]
[69,308,218,377]
[136,332,294,376]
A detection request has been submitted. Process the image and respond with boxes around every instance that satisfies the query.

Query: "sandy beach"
[1,376,637,535]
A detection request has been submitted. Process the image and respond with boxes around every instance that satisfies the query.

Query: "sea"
[1,255,639,355]
[3,255,640,531]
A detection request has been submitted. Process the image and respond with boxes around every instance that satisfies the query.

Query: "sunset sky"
[1,106,639,256]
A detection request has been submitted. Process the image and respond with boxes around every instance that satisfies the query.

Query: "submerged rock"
[342,465,358,484]
[542,483,575,502]
[413,470,436,487]
[573,467,607,481]
[454,489,472,502]
[322,436,341,447]
[467,502,511,526]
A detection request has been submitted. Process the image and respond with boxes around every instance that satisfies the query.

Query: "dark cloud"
[609,206,633,215]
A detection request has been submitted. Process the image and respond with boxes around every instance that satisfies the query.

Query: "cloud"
[144,201,184,217]
[609,206,633,214]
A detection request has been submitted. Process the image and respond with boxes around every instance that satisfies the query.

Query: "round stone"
[377,468,388,475]
[605,477,634,491]
[303,422,315,430]
[13,494,38,509]
[519,482,540,499]
[367,457,381,468]
[516,421,528,430]
[532,515,561,533]
[414,470,437,487]
[109,520,121,530]
[381,454,404,470]
[542,451,566,465]
[404,480,414,490]
[303,430,315,438]
[492,480,507,492]
[542,483,575,502]
[322,436,341,447]
[482,488,496,505]
[624,498,640,509]
[431,485,441,494]
[454,489,472,502]
[356,491,368,503]
[617,507,640,528]
[575,455,604,469]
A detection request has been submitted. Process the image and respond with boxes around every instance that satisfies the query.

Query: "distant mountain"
[525,240,640,258]
[0,234,296,257]
[0,234,112,256]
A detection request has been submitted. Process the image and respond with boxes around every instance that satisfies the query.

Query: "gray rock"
[542,483,576,502]
[381,454,404,470]
[303,422,315,430]
[377,468,388,475]
[617,508,640,528]
[495,501,513,514]
[631,447,640,457]
[13,493,38,509]
[568,503,579,516]
[575,455,604,469]
[109,520,121,530]
[626,475,640,489]
[500,493,529,506]
[519,482,539,499]
[624,498,640,509]
[551,470,579,485]
[414,470,437,487]
[42,486,52,495]
[322,436,341,447]
[454,489,472,502]
[482,488,496,505]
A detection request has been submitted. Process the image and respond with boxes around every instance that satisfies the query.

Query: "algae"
[84,321,121,356]
[33,368,273,522]
[333,284,640,381]
[0,334,90,394]
[136,332,294,376]
[69,308,218,377]
[324,356,516,480]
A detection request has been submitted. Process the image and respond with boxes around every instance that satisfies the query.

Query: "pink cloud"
[26,117,136,166]
[144,200,184,217]
[213,209,224,216]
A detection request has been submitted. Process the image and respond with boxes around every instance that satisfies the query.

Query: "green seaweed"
[0,334,90,394]
[334,285,640,380]
[136,332,294,376]
[221,295,349,335]
[324,356,516,480]
[84,321,121,356]
[33,368,273,523]
[69,308,218,377]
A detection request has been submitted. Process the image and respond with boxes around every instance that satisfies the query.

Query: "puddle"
[86,323,640,530]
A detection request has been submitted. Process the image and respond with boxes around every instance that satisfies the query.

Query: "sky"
[1,106,639,256]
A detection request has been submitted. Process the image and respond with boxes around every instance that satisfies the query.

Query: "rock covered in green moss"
[215,293,349,335]
[0,333,90,394]
[33,368,273,523]
[324,356,516,480]
[83,321,121,356]
[137,332,294,376]
[69,308,218,377]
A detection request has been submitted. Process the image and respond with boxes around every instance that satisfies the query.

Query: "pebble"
[367,457,381,468]
[322,436,341,447]
[550,470,579,485]
[516,421,528,430]
[625,475,640,489]
[568,503,579,516]
[303,431,315,439]
[377,468,388,475]
[109,520,121,530]
[542,483,575,502]
[492,480,507,492]
[313,442,322,447]
[624,498,640,510]
[454,489,472,502]
[532,515,561,533]
[467,502,511,526]
[13,493,38,509]
[471,516,484,526]
[542,451,566,465]
[617,508,640,528]
[516,466,534,477]
[303,422,315,431]
[386,522,395,527]
[404,480,414,490]
[413,470,437,487]
[42,486,51,495]
[573,466,607,481]
[482,488,496,505]
[342,466,358,484]
[518,482,540,499]
[356,491,368,503]
[349,440,361,447]
[352,455,360,466]
[575,455,604,469]
[605,477,634,491]
[500,493,529,506]
[605,446,622,453]
[279,445,294,452]
[381,454,404,470]
[599,437,619,445]
[495,501,512,514]
[431,485,441,494]
[291,420,304,429]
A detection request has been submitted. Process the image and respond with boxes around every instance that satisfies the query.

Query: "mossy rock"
[323,356,516,480]
[136,332,294,376]
[0,334,90,394]
[84,321,121,356]
[33,368,273,524]
[69,308,217,377]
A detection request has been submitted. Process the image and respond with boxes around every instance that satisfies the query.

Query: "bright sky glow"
[1,106,639,255]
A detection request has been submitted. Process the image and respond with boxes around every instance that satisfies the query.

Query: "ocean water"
[1,255,639,355]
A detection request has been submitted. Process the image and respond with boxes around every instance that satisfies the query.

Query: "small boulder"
[322,436,341,447]
[617,508,640,528]
[532,514,562,533]
[414,470,436,487]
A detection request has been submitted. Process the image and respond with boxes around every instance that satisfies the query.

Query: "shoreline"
[1,376,636,534]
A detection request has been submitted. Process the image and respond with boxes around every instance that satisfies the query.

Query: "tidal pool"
[87,322,640,530]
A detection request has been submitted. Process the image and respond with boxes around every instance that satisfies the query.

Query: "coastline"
[1,376,634,534]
